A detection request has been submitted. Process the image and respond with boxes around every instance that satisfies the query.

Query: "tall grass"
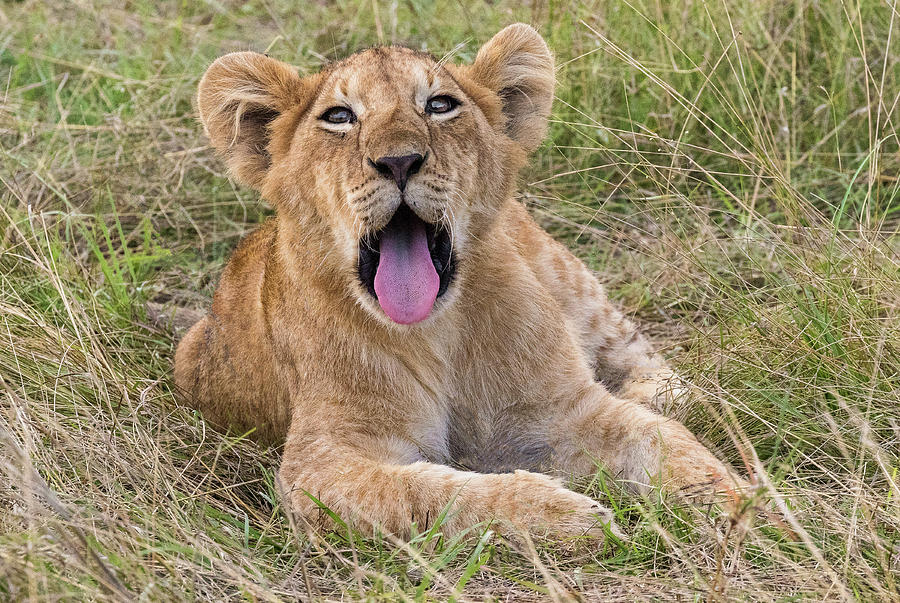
[1,0,898,599]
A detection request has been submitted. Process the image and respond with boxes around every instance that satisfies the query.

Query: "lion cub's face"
[197,25,554,326]
[287,48,499,325]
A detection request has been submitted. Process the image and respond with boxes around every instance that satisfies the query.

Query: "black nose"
[369,153,425,191]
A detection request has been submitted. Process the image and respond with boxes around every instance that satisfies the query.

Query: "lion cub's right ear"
[197,52,313,190]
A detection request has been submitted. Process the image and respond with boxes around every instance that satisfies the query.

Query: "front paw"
[496,471,626,543]
[282,483,343,534]
[677,469,754,511]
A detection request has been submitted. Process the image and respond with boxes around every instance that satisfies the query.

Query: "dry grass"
[1,0,898,600]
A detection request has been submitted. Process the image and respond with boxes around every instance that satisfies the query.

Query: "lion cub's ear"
[197,52,311,189]
[468,24,555,152]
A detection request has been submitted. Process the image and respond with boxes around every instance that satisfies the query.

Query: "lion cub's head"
[197,24,554,326]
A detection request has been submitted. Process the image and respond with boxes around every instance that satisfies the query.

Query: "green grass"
[1,0,898,599]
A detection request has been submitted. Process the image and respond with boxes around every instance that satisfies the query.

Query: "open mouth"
[358,204,456,324]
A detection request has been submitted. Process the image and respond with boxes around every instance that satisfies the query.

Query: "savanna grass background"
[1,0,898,600]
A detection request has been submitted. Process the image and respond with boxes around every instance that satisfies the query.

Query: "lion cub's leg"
[174,316,241,434]
[574,295,689,415]
[173,221,290,443]
[278,415,624,542]
[548,383,749,505]
[174,316,216,416]
[511,208,684,412]
[174,314,289,444]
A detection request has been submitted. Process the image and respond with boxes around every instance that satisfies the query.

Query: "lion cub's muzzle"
[358,203,456,325]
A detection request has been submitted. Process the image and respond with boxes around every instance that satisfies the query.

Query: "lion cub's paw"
[675,469,758,518]
[498,470,626,545]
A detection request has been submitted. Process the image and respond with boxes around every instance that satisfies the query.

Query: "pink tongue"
[373,208,440,324]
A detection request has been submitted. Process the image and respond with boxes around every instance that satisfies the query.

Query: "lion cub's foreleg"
[548,382,749,505]
[278,413,624,542]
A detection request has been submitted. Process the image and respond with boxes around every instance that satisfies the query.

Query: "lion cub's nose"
[369,153,425,191]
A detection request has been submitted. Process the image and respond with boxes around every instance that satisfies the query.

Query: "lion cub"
[175,24,748,541]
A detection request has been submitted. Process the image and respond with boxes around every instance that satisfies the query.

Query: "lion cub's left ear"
[467,24,555,152]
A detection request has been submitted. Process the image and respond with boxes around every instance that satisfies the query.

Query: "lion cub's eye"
[425,95,459,115]
[319,106,356,124]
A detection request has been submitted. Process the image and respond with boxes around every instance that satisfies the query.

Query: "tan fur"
[175,24,748,542]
